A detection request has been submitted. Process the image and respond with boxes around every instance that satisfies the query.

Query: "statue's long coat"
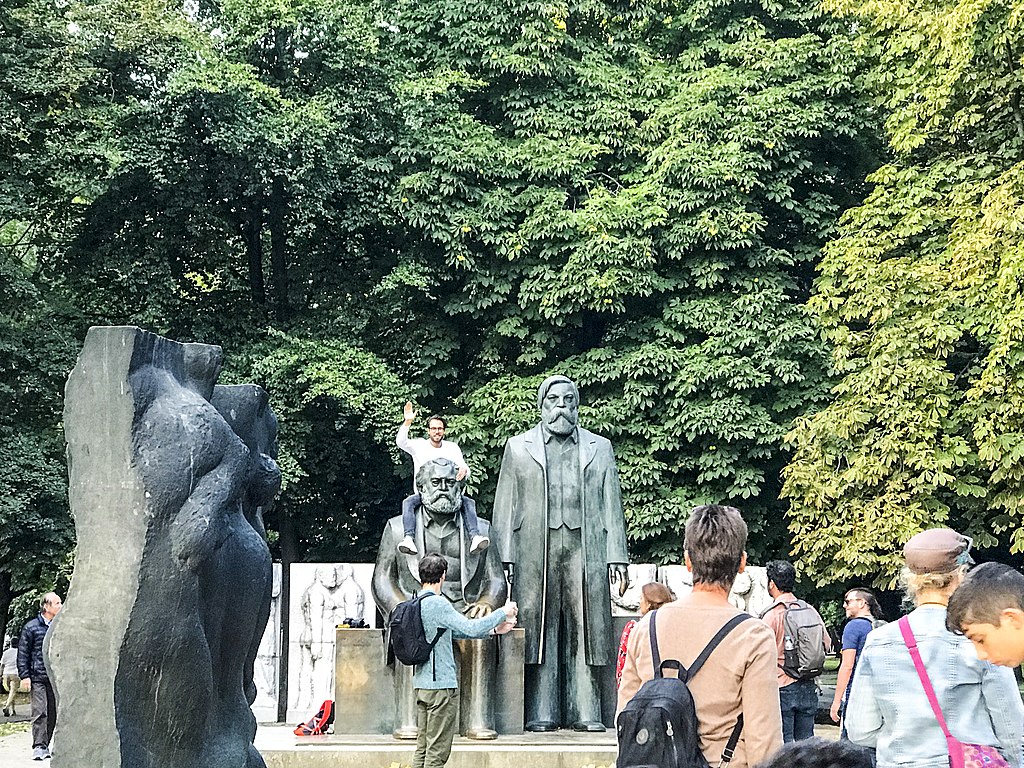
[492,424,628,666]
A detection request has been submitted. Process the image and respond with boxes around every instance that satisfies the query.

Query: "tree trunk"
[269,175,289,321]
[244,197,266,308]
[275,502,299,722]
[0,571,14,648]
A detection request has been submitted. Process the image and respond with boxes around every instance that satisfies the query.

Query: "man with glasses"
[830,588,884,738]
[396,402,487,555]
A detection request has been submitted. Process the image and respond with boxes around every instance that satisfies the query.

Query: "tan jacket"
[617,600,783,768]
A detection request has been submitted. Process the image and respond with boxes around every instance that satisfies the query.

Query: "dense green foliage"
[387,0,876,562]
[783,0,1024,584]
[2,0,894,630]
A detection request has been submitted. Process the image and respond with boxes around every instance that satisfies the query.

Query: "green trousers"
[412,688,459,768]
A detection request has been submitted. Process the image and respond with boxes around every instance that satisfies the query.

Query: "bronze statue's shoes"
[572,720,606,732]
[525,720,559,732]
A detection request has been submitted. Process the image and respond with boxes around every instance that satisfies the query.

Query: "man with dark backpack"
[617,505,782,768]
[405,554,516,768]
[761,560,832,743]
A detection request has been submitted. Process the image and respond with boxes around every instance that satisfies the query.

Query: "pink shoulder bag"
[899,616,1010,768]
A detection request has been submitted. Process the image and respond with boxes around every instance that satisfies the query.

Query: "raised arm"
[396,401,416,454]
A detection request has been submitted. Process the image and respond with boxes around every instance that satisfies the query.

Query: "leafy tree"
[0,0,113,642]
[783,0,1024,583]
[384,0,876,561]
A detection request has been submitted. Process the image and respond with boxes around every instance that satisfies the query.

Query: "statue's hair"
[537,375,579,409]
[414,457,459,492]
[754,737,873,768]
[948,562,1024,633]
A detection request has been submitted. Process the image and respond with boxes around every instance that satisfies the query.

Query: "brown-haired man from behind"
[616,505,782,767]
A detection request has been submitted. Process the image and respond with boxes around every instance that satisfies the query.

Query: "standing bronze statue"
[372,458,508,738]
[492,375,629,732]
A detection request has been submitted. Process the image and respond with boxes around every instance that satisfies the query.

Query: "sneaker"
[470,534,490,553]
[43,748,52,760]
[2,707,8,717]
[32,746,45,760]
[398,536,418,556]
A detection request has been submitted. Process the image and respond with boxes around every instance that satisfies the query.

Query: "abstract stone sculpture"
[492,375,629,732]
[372,458,507,739]
[48,327,279,768]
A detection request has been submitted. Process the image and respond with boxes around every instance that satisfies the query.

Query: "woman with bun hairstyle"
[615,582,675,686]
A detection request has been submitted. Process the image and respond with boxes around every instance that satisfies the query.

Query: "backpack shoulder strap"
[648,609,664,678]
[758,599,786,618]
[720,714,744,767]
[685,614,753,680]
[418,593,447,645]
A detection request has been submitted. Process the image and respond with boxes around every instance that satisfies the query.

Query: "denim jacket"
[846,605,1024,768]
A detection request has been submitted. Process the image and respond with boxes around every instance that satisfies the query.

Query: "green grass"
[0,722,28,738]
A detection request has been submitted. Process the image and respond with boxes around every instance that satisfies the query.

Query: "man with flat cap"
[492,375,629,731]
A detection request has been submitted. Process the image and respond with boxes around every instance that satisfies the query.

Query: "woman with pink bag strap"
[845,528,1024,768]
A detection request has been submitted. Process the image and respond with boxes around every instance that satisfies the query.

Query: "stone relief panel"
[286,563,375,722]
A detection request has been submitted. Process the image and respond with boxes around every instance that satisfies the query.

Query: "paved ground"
[0,719,840,766]
[0,717,35,768]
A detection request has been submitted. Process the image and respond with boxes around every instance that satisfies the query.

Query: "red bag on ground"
[294,699,334,736]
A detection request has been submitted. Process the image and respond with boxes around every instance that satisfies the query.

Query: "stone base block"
[262,730,618,768]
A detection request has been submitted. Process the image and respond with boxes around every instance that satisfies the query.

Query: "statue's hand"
[465,601,494,619]
[609,564,629,597]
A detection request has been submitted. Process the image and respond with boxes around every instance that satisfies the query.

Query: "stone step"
[258,726,618,768]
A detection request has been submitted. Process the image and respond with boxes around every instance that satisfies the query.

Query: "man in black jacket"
[19,592,62,760]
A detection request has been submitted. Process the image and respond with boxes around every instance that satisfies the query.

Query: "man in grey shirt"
[412,554,517,768]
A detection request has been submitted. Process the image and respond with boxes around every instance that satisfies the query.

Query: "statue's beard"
[544,411,577,435]
[423,491,461,516]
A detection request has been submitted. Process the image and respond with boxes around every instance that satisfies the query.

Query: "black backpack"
[616,611,751,768]
[388,592,446,668]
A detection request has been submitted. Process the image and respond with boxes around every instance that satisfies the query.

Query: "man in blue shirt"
[413,554,516,768]
[830,588,881,737]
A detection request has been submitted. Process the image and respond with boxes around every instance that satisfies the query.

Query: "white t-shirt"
[1,647,17,676]
[396,424,469,490]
